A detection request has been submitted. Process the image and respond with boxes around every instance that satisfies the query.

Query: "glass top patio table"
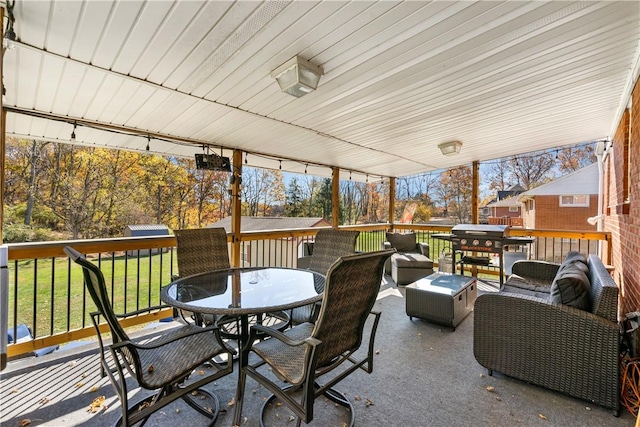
[161,267,325,316]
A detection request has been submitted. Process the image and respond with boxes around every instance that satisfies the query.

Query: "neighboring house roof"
[487,196,521,208]
[209,217,330,232]
[124,224,169,236]
[517,163,599,200]
[497,184,525,201]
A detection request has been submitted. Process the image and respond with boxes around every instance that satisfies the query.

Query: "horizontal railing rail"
[4,224,611,359]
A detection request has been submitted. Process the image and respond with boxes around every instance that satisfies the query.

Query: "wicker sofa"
[473,253,620,415]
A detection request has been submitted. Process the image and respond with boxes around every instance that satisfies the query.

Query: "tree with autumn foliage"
[435,166,473,224]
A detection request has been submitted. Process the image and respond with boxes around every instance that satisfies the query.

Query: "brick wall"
[532,195,598,231]
[605,75,640,316]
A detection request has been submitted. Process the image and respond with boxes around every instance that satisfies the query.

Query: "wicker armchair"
[473,254,620,415]
[292,229,360,324]
[234,249,394,426]
[64,246,235,426]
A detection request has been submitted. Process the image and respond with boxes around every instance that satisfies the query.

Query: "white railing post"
[1,244,9,370]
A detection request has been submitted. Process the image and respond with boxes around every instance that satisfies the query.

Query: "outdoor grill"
[433,224,533,286]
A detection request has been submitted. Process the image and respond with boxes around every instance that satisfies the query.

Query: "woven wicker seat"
[234,249,394,426]
[64,246,234,427]
[292,229,360,325]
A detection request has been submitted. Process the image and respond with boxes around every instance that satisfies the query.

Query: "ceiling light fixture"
[438,140,463,156]
[271,55,323,98]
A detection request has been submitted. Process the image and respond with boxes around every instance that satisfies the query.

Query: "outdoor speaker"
[195,153,231,172]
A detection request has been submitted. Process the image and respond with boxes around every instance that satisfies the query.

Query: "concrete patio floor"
[1,276,636,427]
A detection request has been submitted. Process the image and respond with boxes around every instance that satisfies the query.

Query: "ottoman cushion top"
[392,253,434,269]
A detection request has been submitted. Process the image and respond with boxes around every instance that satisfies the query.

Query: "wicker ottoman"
[405,273,477,330]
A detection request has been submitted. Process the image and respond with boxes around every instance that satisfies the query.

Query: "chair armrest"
[510,260,560,281]
[250,324,319,348]
[418,242,430,257]
[297,256,312,269]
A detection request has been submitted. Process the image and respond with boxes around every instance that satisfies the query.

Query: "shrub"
[3,224,32,243]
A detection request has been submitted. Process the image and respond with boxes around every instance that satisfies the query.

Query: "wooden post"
[332,167,340,228]
[230,150,242,267]
[472,161,479,224]
[389,177,396,230]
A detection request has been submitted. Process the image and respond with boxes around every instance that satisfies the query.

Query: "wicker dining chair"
[174,227,288,338]
[291,229,360,325]
[64,246,235,427]
[174,228,231,326]
[234,249,394,426]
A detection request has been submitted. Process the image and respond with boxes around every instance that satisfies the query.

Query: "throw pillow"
[561,250,587,268]
[549,264,591,310]
[386,232,417,253]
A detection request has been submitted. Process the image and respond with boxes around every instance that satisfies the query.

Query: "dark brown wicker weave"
[291,229,360,325]
[174,228,231,326]
[233,249,394,426]
[474,254,620,415]
[63,246,234,427]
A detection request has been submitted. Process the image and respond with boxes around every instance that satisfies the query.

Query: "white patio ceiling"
[2,1,640,181]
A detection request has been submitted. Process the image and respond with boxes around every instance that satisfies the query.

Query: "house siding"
[605,75,640,316]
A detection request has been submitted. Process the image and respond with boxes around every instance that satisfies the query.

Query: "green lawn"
[8,252,177,337]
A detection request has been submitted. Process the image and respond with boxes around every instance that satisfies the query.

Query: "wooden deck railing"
[3,224,611,359]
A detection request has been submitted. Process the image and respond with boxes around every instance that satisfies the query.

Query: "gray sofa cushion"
[386,232,417,253]
[549,264,591,310]
[392,252,433,269]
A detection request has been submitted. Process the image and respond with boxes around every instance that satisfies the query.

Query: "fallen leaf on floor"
[585,407,591,411]
[11,388,19,394]
[175,408,180,414]
[375,349,380,354]
[288,415,295,421]
[81,372,87,378]
[200,395,206,400]
[252,389,257,394]
[354,396,361,401]
[39,397,50,405]
[68,361,77,367]
[147,365,154,373]
[199,370,205,375]
[418,333,422,336]
[486,386,495,393]
[89,386,99,393]
[365,398,373,407]
[87,396,106,413]
[539,413,547,420]
[75,382,84,388]
[20,419,31,426]
[228,397,236,407]
[480,373,485,378]
[276,402,283,407]
[495,397,502,401]
[191,391,198,396]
